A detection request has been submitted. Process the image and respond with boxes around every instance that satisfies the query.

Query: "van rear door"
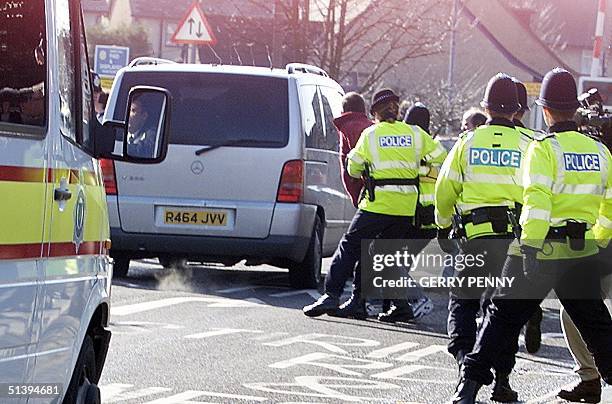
[112,72,290,239]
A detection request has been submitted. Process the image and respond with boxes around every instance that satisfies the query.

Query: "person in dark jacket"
[333,92,373,207]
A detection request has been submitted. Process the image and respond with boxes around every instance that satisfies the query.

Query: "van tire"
[63,335,99,404]
[289,216,322,289]
[113,257,130,278]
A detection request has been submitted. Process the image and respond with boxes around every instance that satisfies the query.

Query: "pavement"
[98,257,612,403]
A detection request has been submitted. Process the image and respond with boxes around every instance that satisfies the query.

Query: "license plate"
[163,209,228,226]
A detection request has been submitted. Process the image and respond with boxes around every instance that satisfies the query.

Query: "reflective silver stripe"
[377,185,418,194]
[606,188,612,199]
[597,142,610,188]
[457,201,514,214]
[553,183,604,195]
[598,215,612,229]
[464,173,518,185]
[527,174,553,188]
[420,194,435,202]
[463,132,477,175]
[349,152,365,165]
[419,165,430,176]
[548,136,565,184]
[411,125,423,161]
[429,143,446,159]
[446,169,462,182]
[518,133,532,152]
[366,127,379,168]
[376,160,419,170]
[521,208,551,222]
[437,216,453,228]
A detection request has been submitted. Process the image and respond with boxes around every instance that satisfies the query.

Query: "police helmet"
[404,102,430,132]
[512,78,530,112]
[480,73,521,114]
[370,88,400,114]
[535,68,580,111]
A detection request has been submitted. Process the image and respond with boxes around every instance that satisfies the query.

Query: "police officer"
[376,103,443,322]
[436,73,533,402]
[512,77,545,355]
[452,68,612,404]
[303,89,446,317]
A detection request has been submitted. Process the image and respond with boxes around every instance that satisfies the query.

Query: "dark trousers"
[447,236,516,374]
[464,254,612,385]
[324,209,415,298]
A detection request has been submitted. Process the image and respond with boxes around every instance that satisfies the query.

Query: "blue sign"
[379,135,412,148]
[564,153,601,171]
[469,148,521,168]
[94,45,130,77]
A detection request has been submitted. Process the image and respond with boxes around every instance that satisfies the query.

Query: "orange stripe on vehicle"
[0,166,46,183]
[0,166,100,186]
[0,241,104,260]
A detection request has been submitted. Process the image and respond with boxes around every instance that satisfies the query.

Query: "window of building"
[0,0,47,136]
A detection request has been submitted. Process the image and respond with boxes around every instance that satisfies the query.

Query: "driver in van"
[127,97,157,158]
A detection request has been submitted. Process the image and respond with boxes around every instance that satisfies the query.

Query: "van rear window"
[0,0,47,133]
[115,72,289,147]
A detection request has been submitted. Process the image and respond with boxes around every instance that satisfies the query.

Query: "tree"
[85,22,153,65]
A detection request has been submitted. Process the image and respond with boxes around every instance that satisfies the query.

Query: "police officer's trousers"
[463,254,612,386]
[447,236,516,375]
[323,209,417,299]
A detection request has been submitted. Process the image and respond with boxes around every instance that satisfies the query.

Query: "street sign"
[171,2,217,45]
[94,45,130,77]
[524,82,542,97]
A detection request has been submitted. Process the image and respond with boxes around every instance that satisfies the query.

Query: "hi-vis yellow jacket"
[520,123,612,258]
[347,121,447,217]
[435,119,533,239]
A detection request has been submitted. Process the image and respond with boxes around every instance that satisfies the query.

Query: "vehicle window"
[319,86,343,152]
[0,0,47,135]
[56,0,76,141]
[114,72,289,147]
[79,15,93,149]
[300,85,325,149]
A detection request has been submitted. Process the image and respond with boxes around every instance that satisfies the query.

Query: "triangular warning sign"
[171,2,217,45]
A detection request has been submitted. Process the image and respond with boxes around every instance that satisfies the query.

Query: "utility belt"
[363,177,419,202]
[545,221,588,251]
[416,204,435,228]
[452,205,521,240]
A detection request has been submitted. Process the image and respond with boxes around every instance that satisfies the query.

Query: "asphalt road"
[98,257,611,403]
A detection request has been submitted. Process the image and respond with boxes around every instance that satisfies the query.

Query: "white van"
[0,1,170,402]
[104,62,355,288]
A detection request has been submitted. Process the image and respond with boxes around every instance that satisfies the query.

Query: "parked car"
[103,61,355,288]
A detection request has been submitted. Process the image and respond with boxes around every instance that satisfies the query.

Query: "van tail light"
[277,160,304,203]
[100,159,117,195]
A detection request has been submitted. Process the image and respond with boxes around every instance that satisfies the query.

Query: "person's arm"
[593,148,612,248]
[347,128,371,178]
[519,140,554,249]
[434,139,463,229]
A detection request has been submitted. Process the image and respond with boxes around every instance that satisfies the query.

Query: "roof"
[462,0,577,80]
[128,0,272,20]
[82,0,110,14]
[532,0,599,49]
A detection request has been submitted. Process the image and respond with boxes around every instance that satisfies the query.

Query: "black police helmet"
[512,78,530,112]
[404,102,430,132]
[480,73,521,114]
[535,67,580,111]
[370,88,400,114]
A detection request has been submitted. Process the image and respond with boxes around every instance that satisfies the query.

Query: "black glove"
[520,245,540,280]
[437,227,456,254]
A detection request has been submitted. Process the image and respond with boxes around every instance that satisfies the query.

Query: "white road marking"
[269,352,392,376]
[270,290,321,299]
[142,390,267,403]
[184,328,264,339]
[105,386,173,403]
[366,342,420,359]
[395,345,447,362]
[251,332,291,341]
[100,384,134,401]
[111,296,264,316]
[264,333,380,354]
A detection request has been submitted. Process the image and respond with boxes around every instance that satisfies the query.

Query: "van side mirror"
[92,86,171,163]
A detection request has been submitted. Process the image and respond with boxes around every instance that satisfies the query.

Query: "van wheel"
[63,335,100,404]
[113,257,130,278]
[158,257,188,269]
[289,216,322,289]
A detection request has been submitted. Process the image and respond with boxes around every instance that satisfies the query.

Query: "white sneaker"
[410,297,434,319]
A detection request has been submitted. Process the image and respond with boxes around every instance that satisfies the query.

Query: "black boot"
[455,351,467,378]
[303,294,339,317]
[491,372,518,402]
[524,306,543,354]
[331,296,367,319]
[557,378,601,403]
[377,300,414,323]
[451,378,481,404]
